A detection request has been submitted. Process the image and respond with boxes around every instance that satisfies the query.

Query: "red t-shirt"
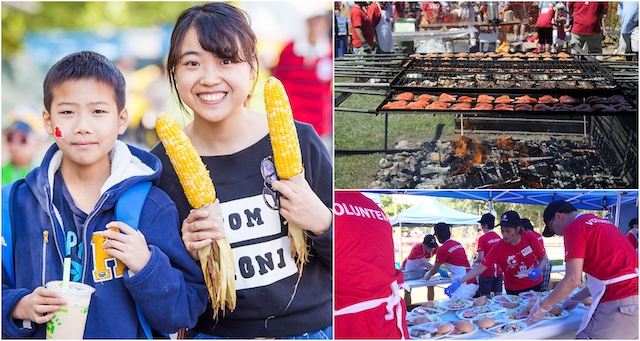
[367,2,382,29]
[476,230,503,277]
[563,214,639,302]
[435,239,477,284]
[536,5,555,28]
[350,4,375,48]
[335,191,409,339]
[626,231,638,250]
[482,231,546,291]
[568,2,608,35]
[422,2,442,20]
[402,243,437,267]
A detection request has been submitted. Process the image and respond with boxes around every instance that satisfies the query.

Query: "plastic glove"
[528,267,541,281]
[438,268,449,278]
[562,297,580,312]
[361,42,372,54]
[526,299,550,324]
[444,280,461,298]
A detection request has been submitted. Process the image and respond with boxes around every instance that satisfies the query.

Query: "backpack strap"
[115,181,154,339]
[2,180,24,288]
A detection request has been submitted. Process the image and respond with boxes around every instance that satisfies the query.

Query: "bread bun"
[421,301,435,308]
[409,316,431,325]
[478,318,495,328]
[582,297,593,306]
[436,322,453,335]
[550,305,563,316]
[457,320,474,333]
[473,296,486,306]
[503,302,519,308]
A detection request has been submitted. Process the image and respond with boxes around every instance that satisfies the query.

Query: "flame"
[496,136,514,150]
[521,160,530,167]
[452,136,469,158]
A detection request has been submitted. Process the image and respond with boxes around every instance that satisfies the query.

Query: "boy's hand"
[181,207,225,261]
[12,286,67,324]
[271,177,332,236]
[102,222,151,273]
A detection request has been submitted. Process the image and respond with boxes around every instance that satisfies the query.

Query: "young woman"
[150,3,333,339]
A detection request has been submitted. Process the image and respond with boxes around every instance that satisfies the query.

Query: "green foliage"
[2,2,200,58]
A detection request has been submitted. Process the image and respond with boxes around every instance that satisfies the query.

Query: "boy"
[1,51,208,338]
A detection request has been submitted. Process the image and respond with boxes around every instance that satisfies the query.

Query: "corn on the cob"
[264,77,309,275]
[155,112,236,319]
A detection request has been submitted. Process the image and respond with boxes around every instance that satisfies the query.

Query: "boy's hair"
[433,222,451,244]
[167,2,259,114]
[43,51,126,113]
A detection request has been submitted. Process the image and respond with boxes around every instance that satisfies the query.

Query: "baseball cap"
[478,213,495,225]
[5,120,33,134]
[542,200,577,237]
[520,218,534,232]
[497,210,520,228]
[423,234,438,248]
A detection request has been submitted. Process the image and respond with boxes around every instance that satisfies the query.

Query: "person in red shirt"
[421,1,442,25]
[450,211,549,296]
[568,2,608,59]
[350,2,375,54]
[521,218,552,291]
[334,191,410,339]
[526,200,638,339]
[423,223,478,299]
[535,2,555,53]
[473,213,504,297]
[401,235,438,271]
[626,218,638,250]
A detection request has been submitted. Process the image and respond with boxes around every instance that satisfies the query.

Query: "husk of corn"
[263,77,309,275]
[155,112,236,318]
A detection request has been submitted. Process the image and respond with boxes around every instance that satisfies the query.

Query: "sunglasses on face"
[260,156,280,210]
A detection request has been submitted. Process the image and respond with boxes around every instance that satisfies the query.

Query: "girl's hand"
[271,176,332,236]
[102,222,151,273]
[11,286,67,324]
[181,207,225,261]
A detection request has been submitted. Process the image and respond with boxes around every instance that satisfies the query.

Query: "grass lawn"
[334,92,457,189]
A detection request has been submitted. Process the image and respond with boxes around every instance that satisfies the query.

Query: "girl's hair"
[167,2,259,115]
[43,51,126,113]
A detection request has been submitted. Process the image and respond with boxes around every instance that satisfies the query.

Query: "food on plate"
[457,96,476,103]
[472,103,493,110]
[477,318,495,328]
[422,301,437,308]
[494,295,522,304]
[412,306,448,316]
[538,95,559,104]
[559,95,578,104]
[435,322,453,335]
[456,320,474,333]
[501,302,520,309]
[515,104,533,111]
[417,93,436,101]
[477,94,495,103]
[459,306,496,319]
[473,296,486,306]
[438,93,457,102]
[442,298,473,310]
[452,102,472,110]
[514,95,537,104]
[582,297,593,306]
[491,322,525,333]
[409,325,437,339]
[494,95,514,103]
[395,92,415,101]
[505,306,529,320]
[407,316,434,326]
[549,305,563,316]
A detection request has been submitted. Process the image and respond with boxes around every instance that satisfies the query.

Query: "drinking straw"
[62,257,71,289]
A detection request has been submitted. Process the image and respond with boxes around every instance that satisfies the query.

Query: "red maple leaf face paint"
[54,125,64,140]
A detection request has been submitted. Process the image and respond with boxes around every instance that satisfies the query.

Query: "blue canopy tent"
[365,190,638,231]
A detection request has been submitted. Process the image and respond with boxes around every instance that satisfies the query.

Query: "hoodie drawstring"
[42,230,49,286]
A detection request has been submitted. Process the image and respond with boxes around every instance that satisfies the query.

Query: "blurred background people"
[618,1,639,60]
[2,104,45,185]
[568,1,609,60]
[626,218,638,251]
[368,1,395,53]
[473,213,504,298]
[271,5,333,156]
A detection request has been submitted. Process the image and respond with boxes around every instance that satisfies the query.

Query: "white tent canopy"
[389,196,482,227]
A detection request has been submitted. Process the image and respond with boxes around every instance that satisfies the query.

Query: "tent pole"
[615,194,622,228]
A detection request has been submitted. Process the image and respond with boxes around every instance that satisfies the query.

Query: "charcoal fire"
[369,136,630,189]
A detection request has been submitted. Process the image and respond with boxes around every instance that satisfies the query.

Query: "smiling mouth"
[198,93,226,102]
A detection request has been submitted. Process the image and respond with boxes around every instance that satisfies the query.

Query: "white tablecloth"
[408,304,586,339]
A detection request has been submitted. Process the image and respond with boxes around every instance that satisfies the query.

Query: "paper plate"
[502,306,529,320]
[447,321,479,338]
[493,294,523,304]
[518,291,549,299]
[482,319,527,336]
[545,309,570,319]
[407,315,442,327]
[456,306,504,321]
[472,298,495,307]
[439,298,474,311]
[411,306,449,316]
[409,322,453,339]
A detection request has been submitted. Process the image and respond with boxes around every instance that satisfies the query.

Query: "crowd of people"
[336,193,638,339]
[335,2,637,57]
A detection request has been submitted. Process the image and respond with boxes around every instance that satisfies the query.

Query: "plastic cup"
[45,281,95,339]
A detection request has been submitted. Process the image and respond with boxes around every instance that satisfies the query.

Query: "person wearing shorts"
[536,2,555,53]
[568,2,608,59]
[473,213,503,298]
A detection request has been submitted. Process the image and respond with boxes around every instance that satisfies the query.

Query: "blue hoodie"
[2,141,208,338]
